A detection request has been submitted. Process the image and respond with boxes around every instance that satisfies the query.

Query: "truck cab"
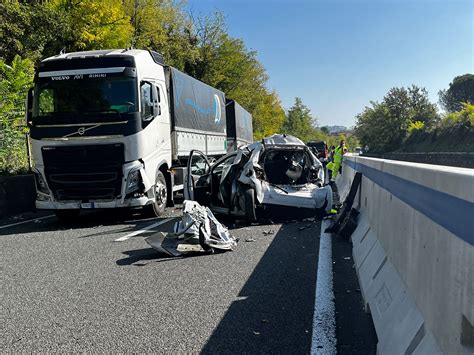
[27,49,175,219]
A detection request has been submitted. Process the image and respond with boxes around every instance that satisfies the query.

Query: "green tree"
[0,1,67,64]
[123,0,198,70]
[438,74,474,112]
[252,90,286,139]
[440,103,474,128]
[354,86,438,153]
[0,56,35,174]
[50,0,132,51]
[282,97,320,142]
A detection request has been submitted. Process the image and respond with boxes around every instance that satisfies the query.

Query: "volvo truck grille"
[42,144,124,201]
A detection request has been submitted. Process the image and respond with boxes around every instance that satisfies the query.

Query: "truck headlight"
[126,169,142,193]
[34,172,49,194]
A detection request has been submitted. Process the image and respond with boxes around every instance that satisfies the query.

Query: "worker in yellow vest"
[329,139,345,181]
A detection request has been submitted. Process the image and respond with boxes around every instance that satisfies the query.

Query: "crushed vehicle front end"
[216,134,333,218]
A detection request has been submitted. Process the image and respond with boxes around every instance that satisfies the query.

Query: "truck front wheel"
[151,171,168,216]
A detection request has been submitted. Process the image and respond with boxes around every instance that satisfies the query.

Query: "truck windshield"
[32,77,137,120]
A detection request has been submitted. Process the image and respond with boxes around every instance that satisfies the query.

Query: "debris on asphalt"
[298,224,313,231]
[145,200,237,256]
[253,331,261,335]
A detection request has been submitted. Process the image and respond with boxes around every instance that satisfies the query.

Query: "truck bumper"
[35,196,151,210]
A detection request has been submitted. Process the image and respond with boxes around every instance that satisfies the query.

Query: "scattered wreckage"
[145,200,238,256]
[184,134,333,220]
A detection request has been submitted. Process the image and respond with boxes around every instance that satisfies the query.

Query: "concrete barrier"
[362,152,474,169]
[336,155,474,354]
[0,174,36,218]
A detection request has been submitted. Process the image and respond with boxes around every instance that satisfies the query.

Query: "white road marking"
[311,218,337,354]
[0,215,55,230]
[114,218,173,242]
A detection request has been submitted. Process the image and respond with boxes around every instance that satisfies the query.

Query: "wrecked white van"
[184,134,333,220]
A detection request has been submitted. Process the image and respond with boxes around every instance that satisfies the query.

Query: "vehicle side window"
[190,154,210,176]
[140,82,153,119]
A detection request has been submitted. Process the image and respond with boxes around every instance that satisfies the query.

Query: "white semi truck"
[26,49,239,220]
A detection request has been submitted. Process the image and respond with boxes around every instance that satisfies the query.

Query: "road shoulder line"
[311,218,337,354]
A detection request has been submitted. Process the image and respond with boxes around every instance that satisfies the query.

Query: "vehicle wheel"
[243,186,257,222]
[151,170,168,217]
[54,209,80,222]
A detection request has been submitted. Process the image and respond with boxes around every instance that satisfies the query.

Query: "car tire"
[243,186,257,221]
[54,209,80,222]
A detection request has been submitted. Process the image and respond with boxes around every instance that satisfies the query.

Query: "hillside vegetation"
[354,75,474,154]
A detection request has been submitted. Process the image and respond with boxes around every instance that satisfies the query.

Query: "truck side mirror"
[154,102,161,116]
[142,101,154,122]
[152,85,161,117]
[25,87,33,122]
[141,83,160,122]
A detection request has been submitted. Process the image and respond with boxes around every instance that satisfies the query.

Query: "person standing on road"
[327,145,336,181]
[330,140,345,181]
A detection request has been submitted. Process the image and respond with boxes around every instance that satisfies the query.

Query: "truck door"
[184,150,212,205]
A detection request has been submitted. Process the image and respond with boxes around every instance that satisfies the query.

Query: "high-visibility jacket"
[334,146,343,164]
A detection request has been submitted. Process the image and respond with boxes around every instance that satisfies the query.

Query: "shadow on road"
[201,220,320,354]
[115,247,184,266]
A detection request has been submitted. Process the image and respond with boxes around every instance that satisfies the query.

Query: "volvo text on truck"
[26,49,232,220]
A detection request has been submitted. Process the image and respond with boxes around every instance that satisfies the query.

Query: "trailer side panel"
[166,67,227,158]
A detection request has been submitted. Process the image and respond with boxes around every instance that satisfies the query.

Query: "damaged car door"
[185,150,258,221]
[184,150,212,205]
[210,151,257,221]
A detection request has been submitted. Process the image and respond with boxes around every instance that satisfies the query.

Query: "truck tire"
[151,170,168,216]
[54,209,80,223]
[243,187,257,222]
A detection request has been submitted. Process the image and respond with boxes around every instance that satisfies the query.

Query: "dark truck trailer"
[225,99,253,151]
[166,67,227,159]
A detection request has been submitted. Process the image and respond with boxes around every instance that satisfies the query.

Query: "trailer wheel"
[151,170,168,216]
[54,209,80,223]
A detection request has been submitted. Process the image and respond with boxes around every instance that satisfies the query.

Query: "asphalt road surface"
[1,201,376,353]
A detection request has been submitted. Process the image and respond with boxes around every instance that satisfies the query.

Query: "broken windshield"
[263,148,318,185]
[32,76,137,122]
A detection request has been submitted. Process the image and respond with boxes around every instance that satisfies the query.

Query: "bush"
[407,121,425,134]
[439,103,474,129]
[0,55,34,175]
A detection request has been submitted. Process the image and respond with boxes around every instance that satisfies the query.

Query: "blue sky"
[186,0,473,128]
